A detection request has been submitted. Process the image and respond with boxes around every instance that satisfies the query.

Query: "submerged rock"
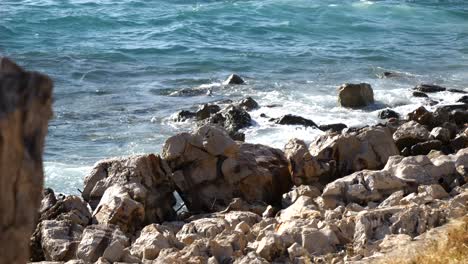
[457,95,468,104]
[318,123,347,133]
[174,110,196,122]
[413,84,446,93]
[338,83,374,108]
[237,97,259,111]
[412,91,429,98]
[196,104,221,121]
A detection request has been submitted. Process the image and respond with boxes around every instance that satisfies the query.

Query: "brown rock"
[0,57,53,264]
[338,83,374,108]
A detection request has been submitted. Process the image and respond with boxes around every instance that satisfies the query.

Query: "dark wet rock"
[266,104,282,108]
[449,110,468,126]
[40,188,57,215]
[430,127,451,143]
[425,98,440,106]
[174,110,196,122]
[438,104,468,112]
[382,71,398,78]
[412,91,429,98]
[196,104,221,121]
[457,96,468,104]
[393,121,430,150]
[407,106,434,127]
[319,123,347,133]
[410,140,443,156]
[448,88,467,94]
[413,84,446,93]
[260,113,268,118]
[338,83,374,108]
[442,122,458,139]
[378,109,399,119]
[450,135,468,152]
[238,97,259,111]
[209,105,252,138]
[169,87,208,97]
[224,74,245,85]
[275,114,318,128]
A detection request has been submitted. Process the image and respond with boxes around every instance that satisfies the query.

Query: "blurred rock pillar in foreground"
[0,58,53,264]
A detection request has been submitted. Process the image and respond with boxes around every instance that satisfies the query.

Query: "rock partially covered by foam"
[338,83,374,108]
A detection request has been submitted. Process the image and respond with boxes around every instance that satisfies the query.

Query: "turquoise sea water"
[1,0,468,193]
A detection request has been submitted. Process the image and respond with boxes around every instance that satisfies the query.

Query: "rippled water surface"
[1,0,468,193]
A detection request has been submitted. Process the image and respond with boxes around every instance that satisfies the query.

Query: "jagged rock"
[310,126,399,180]
[378,109,399,119]
[93,185,145,233]
[412,91,429,98]
[255,233,288,262]
[338,83,374,108]
[40,220,83,261]
[0,57,53,264]
[209,105,252,138]
[418,184,449,200]
[82,154,176,224]
[275,114,318,128]
[318,123,348,133]
[457,95,468,104]
[393,121,430,150]
[378,190,405,208]
[174,110,196,122]
[130,224,181,260]
[407,106,434,127]
[223,211,261,227]
[39,195,92,227]
[196,104,221,121]
[302,228,340,256]
[163,125,291,212]
[284,139,329,185]
[238,97,259,111]
[76,224,129,263]
[233,252,269,264]
[177,218,231,243]
[224,74,245,85]
[413,84,446,93]
[410,140,443,156]
[278,196,320,222]
[282,185,321,208]
[430,127,451,143]
[40,188,58,214]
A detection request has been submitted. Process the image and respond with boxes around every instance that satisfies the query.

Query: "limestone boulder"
[82,154,176,225]
[310,126,399,180]
[40,220,83,261]
[163,125,292,212]
[130,224,181,260]
[76,224,129,263]
[40,195,92,227]
[93,185,145,233]
[0,57,53,263]
[176,217,231,244]
[393,121,430,150]
[284,139,330,185]
[282,185,321,208]
[338,83,374,108]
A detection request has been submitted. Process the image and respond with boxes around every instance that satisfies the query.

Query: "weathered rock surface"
[162,125,292,212]
[196,104,221,121]
[224,74,245,85]
[338,83,374,108]
[208,105,252,140]
[393,121,430,150]
[130,224,181,260]
[310,126,399,180]
[378,109,399,119]
[39,220,84,261]
[0,57,53,264]
[82,154,177,225]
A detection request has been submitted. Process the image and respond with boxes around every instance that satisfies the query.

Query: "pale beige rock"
[0,57,53,264]
[301,228,339,256]
[82,154,176,225]
[278,196,320,222]
[40,195,92,227]
[255,233,287,262]
[177,217,231,242]
[282,185,321,208]
[130,224,180,260]
[310,126,399,179]
[393,121,430,150]
[93,185,145,233]
[418,184,449,200]
[76,224,129,263]
[40,220,83,261]
[162,125,292,212]
[284,138,329,185]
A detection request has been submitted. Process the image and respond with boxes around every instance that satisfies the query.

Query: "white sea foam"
[44,162,92,195]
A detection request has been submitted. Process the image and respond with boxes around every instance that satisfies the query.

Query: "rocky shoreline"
[0,59,467,264]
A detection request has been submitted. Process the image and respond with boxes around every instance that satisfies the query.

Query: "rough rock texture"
[208,105,252,140]
[130,224,181,260]
[310,126,399,180]
[0,57,53,264]
[284,139,329,185]
[224,74,245,85]
[40,220,84,261]
[393,121,430,150]
[338,83,374,108]
[378,109,399,119]
[162,125,292,212]
[82,154,177,225]
[413,84,446,93]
